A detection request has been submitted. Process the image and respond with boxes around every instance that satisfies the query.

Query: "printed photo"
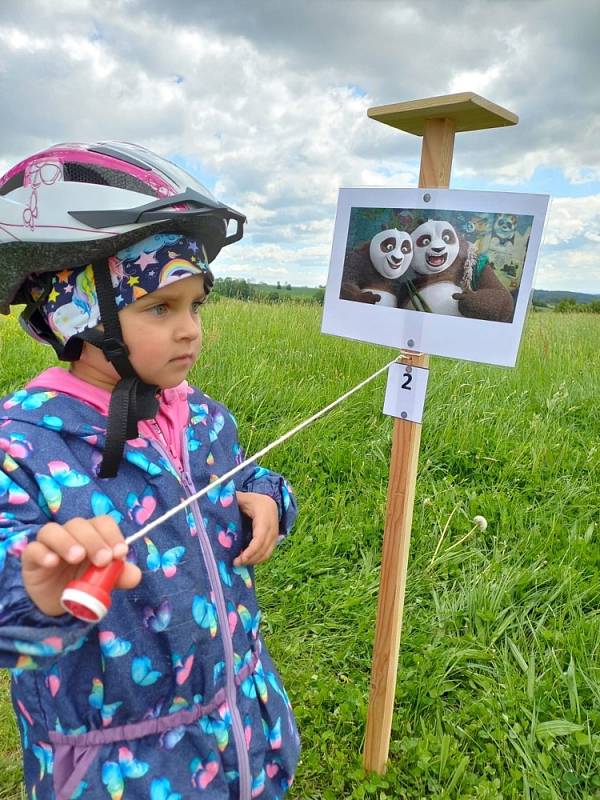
[322,188,549,367]
[340,207,534,323]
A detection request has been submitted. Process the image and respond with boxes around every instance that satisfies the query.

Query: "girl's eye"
[149,304,167,315]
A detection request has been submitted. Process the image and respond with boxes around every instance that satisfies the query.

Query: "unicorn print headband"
[34,232,209,344]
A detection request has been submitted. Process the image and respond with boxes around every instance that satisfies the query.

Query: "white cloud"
[448,64,505,97]
[1,0,599,292]
[216,240,331,285]
[564,166,600,184]
[535,196,600,292]
[536,245,600,293]
[543,195,600,246]
[1,27,48,52]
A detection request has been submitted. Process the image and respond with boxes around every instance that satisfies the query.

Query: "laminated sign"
[322,187,549,367]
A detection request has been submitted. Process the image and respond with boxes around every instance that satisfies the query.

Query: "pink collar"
[27,367,191,471]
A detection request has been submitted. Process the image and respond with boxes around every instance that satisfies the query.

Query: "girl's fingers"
[253,540,276,565]
[235,535,263,566]
[116,562,142,590]
[38,517,125,567]
[89,516,129,558]
[22,540,60,571]
[251,532,274,564]
[63,519,114,566]
[235,492,280,564]
[36,521,89,565]
[63,516,125,565]
[235,526,277,566]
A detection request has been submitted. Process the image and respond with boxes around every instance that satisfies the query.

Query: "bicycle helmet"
[0,141,246,477]
[0,141,245,313]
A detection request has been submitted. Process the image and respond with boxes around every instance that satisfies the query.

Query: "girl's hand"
[234,491,279,567]
[22,516,142,617]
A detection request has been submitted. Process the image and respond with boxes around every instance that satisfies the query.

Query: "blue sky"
[1,0,599,293]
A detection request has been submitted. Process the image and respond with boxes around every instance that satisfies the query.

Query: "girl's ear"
[203,269,215,294]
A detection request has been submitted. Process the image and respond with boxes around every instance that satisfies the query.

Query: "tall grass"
[1,304,599,799]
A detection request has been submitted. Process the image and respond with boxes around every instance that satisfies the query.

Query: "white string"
[124,355,401,546]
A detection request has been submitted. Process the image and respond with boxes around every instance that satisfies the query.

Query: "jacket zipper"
[147,419,184,474]
[146,427,252,800]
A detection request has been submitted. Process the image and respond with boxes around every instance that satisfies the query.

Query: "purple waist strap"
[48,650,258,800]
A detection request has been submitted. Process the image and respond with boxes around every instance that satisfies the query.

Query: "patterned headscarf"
[32,232,209,344]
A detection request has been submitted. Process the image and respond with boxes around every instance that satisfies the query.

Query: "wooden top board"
[367,92,518,136]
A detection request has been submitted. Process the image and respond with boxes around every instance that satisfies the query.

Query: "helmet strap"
[82,259,160,478]
[98,375,159,478]
[91,259,135,379]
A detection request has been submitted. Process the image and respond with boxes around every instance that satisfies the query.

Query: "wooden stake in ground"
[362,93,518,774]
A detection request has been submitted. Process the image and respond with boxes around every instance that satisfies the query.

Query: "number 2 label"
[383,362,429,423]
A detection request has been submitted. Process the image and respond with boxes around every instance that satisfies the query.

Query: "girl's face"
[70,275,206,391]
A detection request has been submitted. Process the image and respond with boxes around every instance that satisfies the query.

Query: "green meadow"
[0,303,599,799]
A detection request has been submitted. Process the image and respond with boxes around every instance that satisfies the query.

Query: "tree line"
[212,277,325,304]
[552,299,600,313]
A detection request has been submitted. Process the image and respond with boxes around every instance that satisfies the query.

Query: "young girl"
[0,142,299,799]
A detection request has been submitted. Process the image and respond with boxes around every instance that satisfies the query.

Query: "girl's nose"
[175,312,200,340]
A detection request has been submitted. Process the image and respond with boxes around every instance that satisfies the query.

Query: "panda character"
[396,219,514,321]
[488,213,529,284]
[340,228,413,308]
[491,214,518,247]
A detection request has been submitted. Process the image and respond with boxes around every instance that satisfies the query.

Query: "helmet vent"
[0,171,25,196]
[64,163,157,197]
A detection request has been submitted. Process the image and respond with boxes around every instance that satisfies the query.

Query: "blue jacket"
[0,384,299,799]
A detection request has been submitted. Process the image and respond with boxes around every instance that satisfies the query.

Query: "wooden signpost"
[362,92,518,773]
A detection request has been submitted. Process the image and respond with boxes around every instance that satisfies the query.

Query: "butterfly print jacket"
[0,381,299,800]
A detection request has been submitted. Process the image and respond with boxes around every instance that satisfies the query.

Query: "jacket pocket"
[49,686,230,798]
[52,741,101,800]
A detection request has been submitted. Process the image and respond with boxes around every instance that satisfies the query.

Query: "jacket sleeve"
[224,409,298,538]
[0,452,90,670]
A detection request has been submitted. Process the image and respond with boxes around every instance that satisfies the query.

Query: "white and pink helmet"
[0,141,245,312]
[0,142,246,478]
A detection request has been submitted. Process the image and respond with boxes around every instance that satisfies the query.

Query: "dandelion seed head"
[473,515,488,531]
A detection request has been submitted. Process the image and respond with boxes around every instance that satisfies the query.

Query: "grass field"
[0,303,599,799]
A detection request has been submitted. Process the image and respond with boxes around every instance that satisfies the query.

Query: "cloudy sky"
[1,0,599,292]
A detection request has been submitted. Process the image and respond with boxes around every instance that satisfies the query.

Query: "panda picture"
[323,188,549,367]
[340,228,413,308]
[396,219,514,322]
[402,219,462,316]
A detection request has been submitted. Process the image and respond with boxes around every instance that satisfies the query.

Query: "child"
[0,142,300,799]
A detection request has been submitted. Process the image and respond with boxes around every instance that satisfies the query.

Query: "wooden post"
[362,93,518,773]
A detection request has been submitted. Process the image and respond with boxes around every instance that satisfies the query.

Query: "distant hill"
[532,290,600,305]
